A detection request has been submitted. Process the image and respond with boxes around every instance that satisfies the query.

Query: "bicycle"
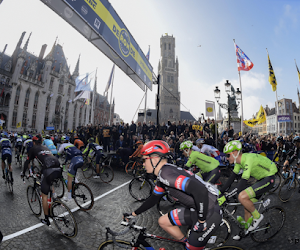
[221,193,285,243]
[3,159,13,193]
[125,158,144,177]
[81,154,114,183]
[15,150,22,168]
[26,176,78,238]
[98,216,244,250]
[278,165,300,202]
[128,170,156,201]
[58,174,94,211]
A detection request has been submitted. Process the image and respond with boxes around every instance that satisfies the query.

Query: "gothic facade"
[0,31,114,132]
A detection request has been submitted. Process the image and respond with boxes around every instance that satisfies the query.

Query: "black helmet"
[276,136,283,142]
[293,136,300,144]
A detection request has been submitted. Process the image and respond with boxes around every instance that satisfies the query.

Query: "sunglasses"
[225,154,231,158]
[142,156,157,163]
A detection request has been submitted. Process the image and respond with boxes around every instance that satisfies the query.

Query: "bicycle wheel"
[26,185,42,216]
[81,162,94,179]
[132,162,144,177]
[205,218,231,249]
[269,172,281,193]
[100,165,114,183]
[217,168,232,191]
[157,194,179,216]
[129,176,152,201]
[125,161,135,176]
[18,156,22,168]
[278,176,296,202]
[6,172,13,193]
[98,240,143,250]
[73,182,94,211]
[52,177,65,199]
[250,206,285,242]
[50,200,78,238]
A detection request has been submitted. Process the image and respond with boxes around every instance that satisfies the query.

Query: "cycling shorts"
[245,175,275,199]
[41,167,62,195]
[202,167,221,185]
[168,207,221,249]
[15,145,22,152]
[95,151,103,164]
[68,156,84,177]
[2,153,12,164]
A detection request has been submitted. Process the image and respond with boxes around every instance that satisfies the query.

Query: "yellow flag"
[244,119,259,127]
[16,122,21,128]
[239,131,242,136]
[256,105,266,124]
[96,136,99,145]
[268,54,277,92]
[296,61,300,85]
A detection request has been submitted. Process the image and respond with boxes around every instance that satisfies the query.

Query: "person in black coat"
[129,121,137,138]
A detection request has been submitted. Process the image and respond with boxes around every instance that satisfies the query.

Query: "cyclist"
[82,137,103,179]
[196,138,222,163]
[283,136,300,178]
[180,140,220,184]
[42,135,58,156]
[15,135,23,162]
[129,141,143,159]
[21,135,62,226]
[74,135,85,151]
[218,140,277,239]
[21,135,33,157]
[0,133,13,183]
[125,140,221,250]
[57,136,83,200]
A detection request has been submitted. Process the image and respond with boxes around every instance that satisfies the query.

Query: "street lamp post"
[214,80,242,133]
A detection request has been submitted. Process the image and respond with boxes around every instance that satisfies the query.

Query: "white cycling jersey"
[200,144,220,158]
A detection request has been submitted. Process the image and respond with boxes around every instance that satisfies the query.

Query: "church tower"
[158,34,180,123]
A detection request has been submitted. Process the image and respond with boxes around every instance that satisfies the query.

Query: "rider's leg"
[158,213,184,240]
[238,191,255,221]
[1,160,5,178]
[96,163,100,174]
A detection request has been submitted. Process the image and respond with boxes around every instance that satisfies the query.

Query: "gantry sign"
[40,0,153,91]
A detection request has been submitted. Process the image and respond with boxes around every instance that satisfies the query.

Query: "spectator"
[129,121,137,138]
[228,125,234,138]
[102,123,111,152]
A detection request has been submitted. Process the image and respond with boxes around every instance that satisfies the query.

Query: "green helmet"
[223,140,242,154]
[179,140,193,151]
[89,137,94,143]
[61,136,66,142]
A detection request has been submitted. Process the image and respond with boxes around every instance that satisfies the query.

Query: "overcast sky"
[1,0,300,123]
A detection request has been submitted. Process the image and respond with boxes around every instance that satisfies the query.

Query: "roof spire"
[45,37,57,61]
[73,54,80,77]
[23,32,32,51]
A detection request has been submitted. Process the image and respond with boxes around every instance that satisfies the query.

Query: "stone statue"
[228,85,238,111]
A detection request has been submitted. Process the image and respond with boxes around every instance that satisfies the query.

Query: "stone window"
[84,107,87,125]
[46,95,51,111]
[67,85,71,97]
[33,92,39,109]
[44,113,49,129]
[170,75,174,83]
[167,75,170,83]
[164,43,166,50]
[28,70,34,80]
[32,111,37,129]
[22,110,27,128]
[12,109,17,127]
[4,93,10,106]
[15,86,20,105]
[1,76,5,84]
[73,104,77,130]
[49,77,54,91]
[24,89,30,107]
[55,96,62,115]
[79,106,82,126]
[5,78,10,85]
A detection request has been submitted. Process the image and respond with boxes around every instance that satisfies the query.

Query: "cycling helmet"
[276,136,283,142]
[45,135,50,139]
[141,140,170,157]
[61,136,67,142]
[88,137,94,143]
[293,136,300,144]
[196,138,205,145]
[32,135,42,143]
[28,134,32,139]
[179,141,193,150]
[223,140,242,154]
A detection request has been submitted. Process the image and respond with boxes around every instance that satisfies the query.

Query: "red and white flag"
[235,43,254,71]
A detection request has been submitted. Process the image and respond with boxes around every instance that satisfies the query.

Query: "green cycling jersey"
[186,151,219,173]
[233,153,277,181]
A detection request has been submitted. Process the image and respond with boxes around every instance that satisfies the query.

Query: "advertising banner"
[46,126,55,131]
[205,101,215,117]
[278,115,291,123]
[41,0,152,91]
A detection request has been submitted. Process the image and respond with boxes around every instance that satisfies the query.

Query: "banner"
[73,90,91,102]
[278,115,292,123]
[256,105,266,124]
[235,43,254,71]
[268,54,277,92]
[205,101,215,117]
[244,119,259,127]
[75,72,93,92]
[16,122,21,128]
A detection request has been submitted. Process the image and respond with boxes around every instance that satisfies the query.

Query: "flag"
[146,46,150,61]
[268,54,277,91]
[73,90,91,102]
[256,105,266,124]
[74,72,94,92]
[296,61,300,86]
[0,88,4,97]
[235,43,254,71]
[244,119,259,127]
[205,101,215,117]
[68,99,72,103]
[104,64,115,93]
[16,122,21,128]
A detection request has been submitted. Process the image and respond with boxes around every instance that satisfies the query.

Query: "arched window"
[84,107,87,125]
[44,112,49,129]
[4,93,10,106]
[5,78,10,86]
[89,109,92,123]
[55,96,62,114]
[22,110,27,128]
[24,89,30,107]
[12,109,17,127]
[79,106,82,126]
[14,86,20,105]
[65,101,69,117]
[33,92,39,109]
[73,103,77,130]
[32,111,37,129]
[67,85,71,97]
[46,95,51,111]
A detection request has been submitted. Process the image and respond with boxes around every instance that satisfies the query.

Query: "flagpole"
[276,90,279,135]
[144,87,147,123]
[109,65,115,126]
[91,68,97,125]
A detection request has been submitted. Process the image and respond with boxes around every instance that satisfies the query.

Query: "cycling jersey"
[186,151,219,174]
[15,138,23,147]
[286,147,300,165]
[58,142,82,161]
[74,139,85,150]
[22,139,33,154]
[273,143,289,162]
[0,138,12,163]
[200,144,220,158]
[43,139,57,155]
[233,153,277,181]
[134,164,219,221]
[82,142,102,155]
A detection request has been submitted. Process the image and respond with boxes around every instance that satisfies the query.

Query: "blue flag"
[105,64,115,93]
[74,72,93,92]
